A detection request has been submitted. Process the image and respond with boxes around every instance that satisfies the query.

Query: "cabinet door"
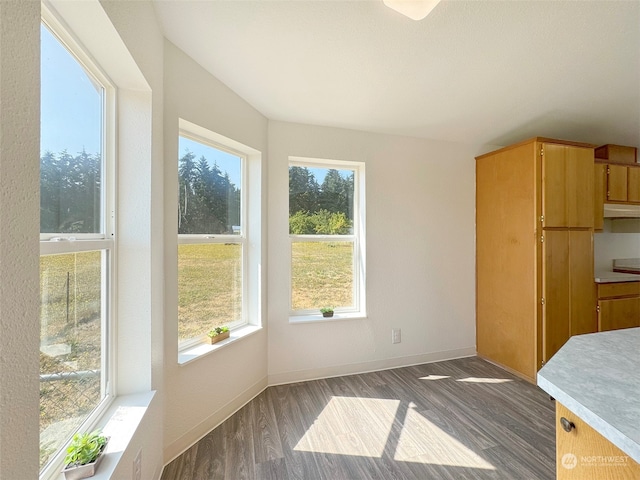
[570,231,595,336]
[567,147,594,227]
[542,144,568,227]
[628,166,640,203]
[607,164,627,202]
[593,164,606,230]
[542,230,570,362]
[542,144,593,227]
[556,402,640,480]
[598,297,640,331]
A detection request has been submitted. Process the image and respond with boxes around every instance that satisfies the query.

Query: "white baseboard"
[162,375,268,466]
[267,347,476,386]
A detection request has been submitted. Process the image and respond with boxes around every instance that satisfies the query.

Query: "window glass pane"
[39,251,104,469]
[178,243,242,341]
[289,166,354,235]
[291,241,354,311]
[40,24,103,234]
[178,136,242,235]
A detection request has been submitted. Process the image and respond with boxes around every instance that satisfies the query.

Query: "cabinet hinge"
[607,167,610,174]
[596,305,600,313]
[541,298,545,305]
[607,191,611,199]
[540,215,544,223]
[540,147,544,157]
[540,235,544,243]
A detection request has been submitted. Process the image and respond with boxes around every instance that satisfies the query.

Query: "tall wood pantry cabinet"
[476,138,596,383]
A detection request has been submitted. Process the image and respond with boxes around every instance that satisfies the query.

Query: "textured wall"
[0,1,41,477]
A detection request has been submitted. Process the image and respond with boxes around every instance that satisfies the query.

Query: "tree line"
[178,151,240,234]
[40,149,101,234]
[289,166,354,235]
[40,149,241,235]
[40,152,354,236]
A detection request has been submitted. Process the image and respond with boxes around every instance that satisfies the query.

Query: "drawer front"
[597,282,640,299]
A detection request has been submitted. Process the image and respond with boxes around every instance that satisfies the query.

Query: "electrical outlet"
[392,328,401,344]
[133,449,142,480]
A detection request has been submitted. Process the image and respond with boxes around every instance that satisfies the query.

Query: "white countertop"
[537,328,640,463]
[594,271,640,283]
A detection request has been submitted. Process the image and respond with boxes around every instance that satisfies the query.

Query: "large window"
[178,132,246,345]
[289,158,366,317]
[39,19,114,473]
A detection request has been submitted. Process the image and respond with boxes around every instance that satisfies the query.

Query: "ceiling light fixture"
[383,0,441,21]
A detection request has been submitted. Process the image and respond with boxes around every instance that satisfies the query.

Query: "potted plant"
[61,430,108,480]
[320,307,334,318]
[207,325,230,344]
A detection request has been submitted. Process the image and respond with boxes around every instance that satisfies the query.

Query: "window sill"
[289,312,367,324]
[48,391,156,480]
[178,325,262,365]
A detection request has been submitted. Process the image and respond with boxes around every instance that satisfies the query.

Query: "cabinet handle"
[560,417,575,432]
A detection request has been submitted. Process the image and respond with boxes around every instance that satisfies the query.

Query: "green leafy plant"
[320,307,334,316]
[63,431,108,468]
[207,325,230,338]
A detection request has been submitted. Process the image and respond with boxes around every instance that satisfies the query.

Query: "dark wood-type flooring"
[161,356,555,479]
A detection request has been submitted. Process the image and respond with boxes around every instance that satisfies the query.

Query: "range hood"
[603,203,640,218]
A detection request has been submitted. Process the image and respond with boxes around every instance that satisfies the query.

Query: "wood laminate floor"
[161,357,555,480]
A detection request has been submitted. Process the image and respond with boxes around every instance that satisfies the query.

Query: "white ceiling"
[153,0,640,148]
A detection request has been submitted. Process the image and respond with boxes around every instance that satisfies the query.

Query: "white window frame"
[39,8,116,479]
[177,127,249,350]
[289,156,366,319]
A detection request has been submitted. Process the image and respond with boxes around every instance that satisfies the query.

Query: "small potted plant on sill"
[61,430,108,480]
[320,307,334,318]
[207,325,230,344]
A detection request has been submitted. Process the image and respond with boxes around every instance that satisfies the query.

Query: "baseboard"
[267,347,477,386]
[162,375,268,466]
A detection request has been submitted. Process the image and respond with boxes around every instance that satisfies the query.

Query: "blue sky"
[178,137,241,187]
[41,24,102,157]
[41,23,242,187]
[41,24,351,190]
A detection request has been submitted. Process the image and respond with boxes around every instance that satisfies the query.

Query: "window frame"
[39,9,117,478]
[177,129,249,351]
[288,156,366,319]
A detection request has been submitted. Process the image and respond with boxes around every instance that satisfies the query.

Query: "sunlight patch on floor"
[456,377,513,384]
[393,406,495,469]
[419,375,450,380]
[294,396,400,457]
[293,396,495,471]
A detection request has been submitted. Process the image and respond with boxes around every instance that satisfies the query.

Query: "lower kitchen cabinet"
[556,402,640,480]
[596,282,640,332]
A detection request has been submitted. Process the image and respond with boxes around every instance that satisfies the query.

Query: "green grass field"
[39,241,352,466]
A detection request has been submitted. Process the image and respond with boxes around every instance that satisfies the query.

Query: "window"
[39,18,114,474]
[178,131,247,346]
[289,157,366,318]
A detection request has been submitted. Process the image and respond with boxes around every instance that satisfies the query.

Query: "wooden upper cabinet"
[542,143,594,228]
[607,164,628,202]
[628,167,640,203]
[604,163,640,203]
[593,163,605,231]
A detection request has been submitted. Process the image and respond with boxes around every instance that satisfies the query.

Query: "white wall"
[267,121,481,384]
[162,40,269,462]
[0,1,41,477]
[594,222,640,272]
